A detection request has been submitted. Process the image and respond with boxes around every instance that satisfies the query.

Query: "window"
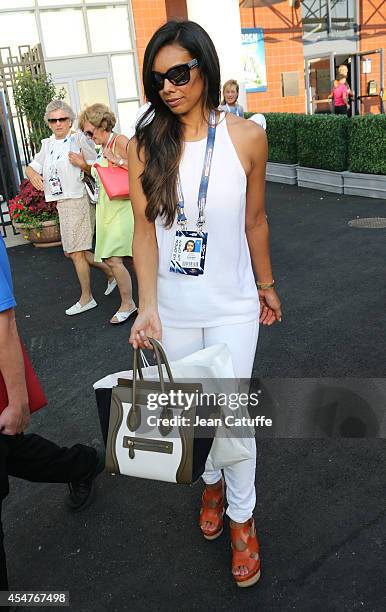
[330,0,356,30]
[87,6,132,53]
[117,101,139,135]
[55,83,72,107]
[0,12,38,57]
[76,78,111,110]
[302,0,356,34]
[38,0,81,5]
[40,9,88,57]
[111,55,138,99]
[0,1,33,7]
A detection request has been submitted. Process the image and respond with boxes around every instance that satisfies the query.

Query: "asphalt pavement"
[4,182,386,611]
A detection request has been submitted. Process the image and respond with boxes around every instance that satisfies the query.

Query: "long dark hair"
[136,20,221,228]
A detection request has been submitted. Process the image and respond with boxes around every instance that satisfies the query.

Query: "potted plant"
[344,115,386,199]
[9,179,61,247]
[265,113,299,185]
[244,112,299,185]
[296,115,348,194]
[13,70,64,155]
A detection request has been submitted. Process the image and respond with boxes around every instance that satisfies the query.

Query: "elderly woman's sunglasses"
[151,58,199,91]
[83,129,95,139]
[47,117,70,124]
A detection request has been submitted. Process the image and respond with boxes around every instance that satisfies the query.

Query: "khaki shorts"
[57,195,95,253]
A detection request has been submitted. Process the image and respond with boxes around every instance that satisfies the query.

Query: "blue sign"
[241,28,267,93]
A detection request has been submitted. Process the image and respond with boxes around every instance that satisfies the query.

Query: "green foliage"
[297,115,348,171]
[265,113,299,164]
[244,112,299,163]
[9,179,58,231]
[13,70,65,151]
[348,115,386,175]
[244,111,386,175]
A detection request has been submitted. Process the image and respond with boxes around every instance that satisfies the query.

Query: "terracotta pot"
[13,219,61,248]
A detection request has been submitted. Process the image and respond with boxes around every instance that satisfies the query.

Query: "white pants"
[162,320,259,523]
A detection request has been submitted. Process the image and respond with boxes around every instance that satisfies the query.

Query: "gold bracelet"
[256,280,275,290]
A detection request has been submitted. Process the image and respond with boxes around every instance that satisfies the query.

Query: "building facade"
[0,0,384,135]
[132,0,385,116]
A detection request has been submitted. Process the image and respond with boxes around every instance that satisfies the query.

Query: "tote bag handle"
[129,338,174,434]
[132,338,173,383]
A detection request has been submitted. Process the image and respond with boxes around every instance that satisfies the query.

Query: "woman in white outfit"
[26,100,113,315]
[128,20,281,587]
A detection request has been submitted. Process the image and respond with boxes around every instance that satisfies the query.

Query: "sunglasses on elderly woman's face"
[47,117,70,124]
[151,58,199,91]
[83,129,95,139]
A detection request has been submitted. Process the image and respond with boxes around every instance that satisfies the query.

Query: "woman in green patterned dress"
[79,104,136,324]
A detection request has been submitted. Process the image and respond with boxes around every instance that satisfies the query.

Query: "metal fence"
[0,44,45,237]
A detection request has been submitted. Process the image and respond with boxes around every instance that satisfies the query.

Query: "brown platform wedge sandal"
[230,517,261,587]
[199,478,225,540]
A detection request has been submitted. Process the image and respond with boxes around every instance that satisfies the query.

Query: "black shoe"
[67,448,105,512]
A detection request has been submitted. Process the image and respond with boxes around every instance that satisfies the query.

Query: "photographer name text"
[146,415,272,428]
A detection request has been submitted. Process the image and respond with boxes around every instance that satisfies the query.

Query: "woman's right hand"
[68,151,86,169]
[29,172,44,191]
[129,307,162,350]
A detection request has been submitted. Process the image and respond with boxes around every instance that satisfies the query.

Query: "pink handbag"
[94,134,130,200]
[94,162,130,200]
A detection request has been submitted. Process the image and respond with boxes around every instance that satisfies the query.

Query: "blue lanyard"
[226,104,242,117]
[176,110,217,230]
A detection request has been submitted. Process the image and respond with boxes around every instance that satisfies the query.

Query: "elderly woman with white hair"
[26,99,112,315]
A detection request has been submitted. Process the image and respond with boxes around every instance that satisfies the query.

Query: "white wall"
[186,0,247,109]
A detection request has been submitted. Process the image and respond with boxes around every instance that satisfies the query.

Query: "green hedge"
[243,111,385,175]
[244,111,299,163]
[297,115,348,172]
[266,113,299,164]
[348,115,386,175]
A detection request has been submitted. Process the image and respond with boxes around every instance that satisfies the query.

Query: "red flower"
[9,179,57,219]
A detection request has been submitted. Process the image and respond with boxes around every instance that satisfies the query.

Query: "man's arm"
[0,308,30,436]
[0,308,30,435]
[0,231,30,435]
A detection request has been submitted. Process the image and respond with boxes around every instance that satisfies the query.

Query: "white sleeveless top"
[155,114,259,328]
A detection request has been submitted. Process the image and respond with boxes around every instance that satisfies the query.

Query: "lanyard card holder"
[169,110,216,278]
[169,230,207,276]
[48,173,63,196]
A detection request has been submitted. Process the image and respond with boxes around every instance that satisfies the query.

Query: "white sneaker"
[104,278,117,296]
[65,298,97,316]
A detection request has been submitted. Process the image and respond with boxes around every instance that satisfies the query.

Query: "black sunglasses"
[83,129,95,139]
[151,58,199,91]
[47,117,70,124]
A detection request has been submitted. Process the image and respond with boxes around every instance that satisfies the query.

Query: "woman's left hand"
[68,152,85,169]
[258,289,282,325]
